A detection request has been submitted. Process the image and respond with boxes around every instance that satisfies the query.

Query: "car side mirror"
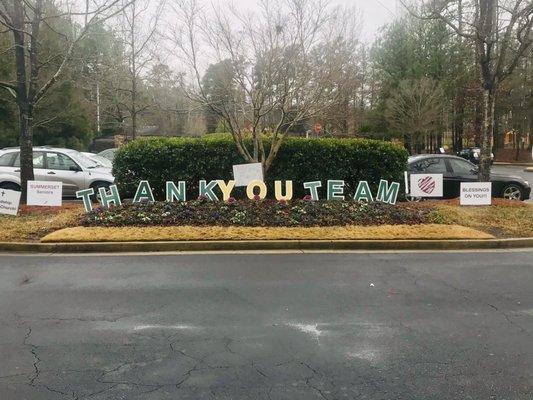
[69,165,82,172]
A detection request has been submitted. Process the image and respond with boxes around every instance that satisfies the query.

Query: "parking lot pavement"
[0,250,532,399]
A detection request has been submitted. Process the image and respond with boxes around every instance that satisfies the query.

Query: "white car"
[0,147,115,197]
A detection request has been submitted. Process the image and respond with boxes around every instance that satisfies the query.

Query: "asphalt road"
[0,250,532,399]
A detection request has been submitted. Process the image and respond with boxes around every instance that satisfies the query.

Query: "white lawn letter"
[274,180,293,201]
[246,180,267,199]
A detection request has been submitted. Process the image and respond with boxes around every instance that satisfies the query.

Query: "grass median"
[1,200,531,243]
[41,224,493,242]
[0,204,83,242]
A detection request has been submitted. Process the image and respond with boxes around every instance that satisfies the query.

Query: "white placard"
[233,163,264,187]
[410,174,443,197]
[0,189,21,215]
[460,182,492,205]
[27,181,62,206]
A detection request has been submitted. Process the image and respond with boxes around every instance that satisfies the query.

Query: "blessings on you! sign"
[76,179,402,213]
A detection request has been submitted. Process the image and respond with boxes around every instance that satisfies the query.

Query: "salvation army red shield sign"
[410,174,443,197]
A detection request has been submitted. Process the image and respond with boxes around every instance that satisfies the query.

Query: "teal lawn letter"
[327,180,345,200]
[354,181,373,202]
[376,180,400,205]
[199,180,219,201]
[133,180,155,203]
[98,185,122,208]
[76,188,94,212]
[303,181,321,200]
[166,181,186,202]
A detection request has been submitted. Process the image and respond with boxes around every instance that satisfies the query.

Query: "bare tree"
[170,0,360,173]
[118,0,164,140]
[385,78,445,154]
[401,0,533,181]
[0,0,130,202]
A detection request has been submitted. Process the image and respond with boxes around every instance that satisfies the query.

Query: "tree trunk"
[131,77,137,140]
[12,0,34,204]
[474,91,483,147]
[131,109,137,140]
[527,107,533,153]
[130,2,137,140]
[18,108,34,203]
[515,130,521,161]
[478,88,496,182]
[454,94,465,151]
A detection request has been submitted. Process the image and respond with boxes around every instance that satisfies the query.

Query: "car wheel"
[0,182,21,192]
[90,182,110,203]
[501,184,524,201]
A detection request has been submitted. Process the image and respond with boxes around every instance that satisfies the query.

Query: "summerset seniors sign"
[75,179,402,212]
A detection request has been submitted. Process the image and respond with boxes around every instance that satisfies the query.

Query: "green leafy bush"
[113,134,408,199]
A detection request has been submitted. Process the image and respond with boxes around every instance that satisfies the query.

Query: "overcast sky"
[203,0,400,43]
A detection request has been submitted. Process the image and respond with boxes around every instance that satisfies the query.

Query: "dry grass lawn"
[3,201,530,243]
[433,202,533,238]
[0,205,82,242]
[41,224,493,242]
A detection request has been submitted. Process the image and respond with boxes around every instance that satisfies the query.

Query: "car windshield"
[98,148,116,161]
[86,153,112,168]
[69,151,101,169]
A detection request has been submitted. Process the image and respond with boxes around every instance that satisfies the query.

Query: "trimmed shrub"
[113,134,408,199]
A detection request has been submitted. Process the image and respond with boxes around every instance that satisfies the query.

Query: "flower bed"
[80,199,433,227]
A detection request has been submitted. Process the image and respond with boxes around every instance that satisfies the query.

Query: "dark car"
[407,155,530,200]
[457,147,494,165]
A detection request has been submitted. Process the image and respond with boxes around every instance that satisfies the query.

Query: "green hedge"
[113,134,408,199]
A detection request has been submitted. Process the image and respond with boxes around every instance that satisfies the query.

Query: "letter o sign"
[246,180,267,199]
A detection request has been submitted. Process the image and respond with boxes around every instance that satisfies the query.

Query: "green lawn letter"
[76,188,94,212]
[199,180,219,201]
[166,181,186,202]
[327,180,345,200]
[133,180,155,203]
[354,181,373,202]
[376,180,400,205]
[98,185,122,208]
[303,181,322,200]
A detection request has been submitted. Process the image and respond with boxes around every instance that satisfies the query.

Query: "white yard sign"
[0,189,21,215]
[233,163,264,187]
[27,181,63,207]
[409,174,443,197]
[460,182,492,205]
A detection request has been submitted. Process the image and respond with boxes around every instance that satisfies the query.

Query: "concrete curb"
[0,238,532,253]
[494,162,533,167]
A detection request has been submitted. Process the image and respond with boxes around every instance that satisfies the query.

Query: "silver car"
[0,147,115,197]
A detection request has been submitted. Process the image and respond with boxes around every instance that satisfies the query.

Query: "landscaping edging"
[493,162,533,167]
[0,238,532,253]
